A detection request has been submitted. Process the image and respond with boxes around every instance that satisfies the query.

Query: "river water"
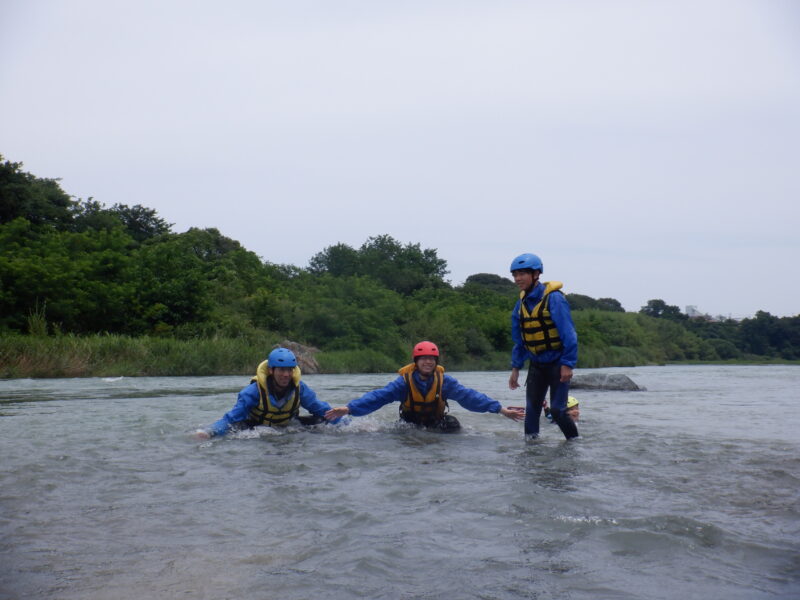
[1,365,798,600]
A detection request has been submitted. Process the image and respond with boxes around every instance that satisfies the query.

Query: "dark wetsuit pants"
[401,413,461,433]
[525,361,579,439]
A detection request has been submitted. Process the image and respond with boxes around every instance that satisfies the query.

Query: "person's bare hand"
[509,368,521,390]
[325,406,350,421]
[501,406,525,421]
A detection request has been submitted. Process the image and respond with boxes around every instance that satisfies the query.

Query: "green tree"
[685,317,743,359]
[566,293,625,312]
[180,227,280,337]
[110,203,172,242]
[402,285,512,362]
[566,293,598,311]
[359,234,448,294]
[129,227,276,337]
[71,199,172,242]
[597,297,625,312]
[738,311,800,359]
[308,242,360,276]
[0,217,137,333]
[284,272,407,358]
[5,157,800,367]
[461,273,517,296]
[308,234,449,295]
[640,298,687,321]
[131,236,210,335]
[71,199,124,232]
[0,158,75,228]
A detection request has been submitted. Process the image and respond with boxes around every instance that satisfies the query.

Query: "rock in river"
[273,340,321,374]
[571,372,644,391]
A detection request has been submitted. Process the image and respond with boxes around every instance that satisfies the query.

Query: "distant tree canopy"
[1,158,74,228]
[639,298,687,321]
[738,310,800,359]
[461,273,517,296]
[73,200,172,242]
[1,155,172,243]
[308,234,449,295]
[2,156,798,367]
[567,293,625,312]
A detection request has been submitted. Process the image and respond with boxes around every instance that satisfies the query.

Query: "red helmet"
[412,341,439,358]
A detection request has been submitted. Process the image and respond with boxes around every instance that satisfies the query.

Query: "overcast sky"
[2,0,799,318]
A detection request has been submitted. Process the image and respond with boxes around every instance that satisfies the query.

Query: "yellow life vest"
[398,363,447,425]
[247,360,303,426]
[519,281,564,355]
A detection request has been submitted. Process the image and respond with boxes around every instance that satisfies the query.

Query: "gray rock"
[275,340,321,374]
[571,372,644,391]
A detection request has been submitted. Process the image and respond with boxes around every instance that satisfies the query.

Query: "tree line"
[2,156,798,371]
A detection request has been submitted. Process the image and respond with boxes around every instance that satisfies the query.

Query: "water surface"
[1,365,798,599]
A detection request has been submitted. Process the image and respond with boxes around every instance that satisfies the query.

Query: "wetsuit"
[345,366,503,432]
[203,379,333,437]
[511,281,579,439]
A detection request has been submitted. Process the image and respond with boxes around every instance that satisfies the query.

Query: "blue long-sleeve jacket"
[206,381,332,437]
[346,370,503,416]
[511,282,578,369]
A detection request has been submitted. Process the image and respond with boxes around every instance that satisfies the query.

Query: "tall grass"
[1,335,512,378]
[26,301,48,337]
[3,323,785,379]
[0,333,280,378]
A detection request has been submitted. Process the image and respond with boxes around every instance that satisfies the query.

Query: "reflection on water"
[0,366,799,600]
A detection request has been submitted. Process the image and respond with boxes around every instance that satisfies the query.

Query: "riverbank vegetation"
[2,156,798,378]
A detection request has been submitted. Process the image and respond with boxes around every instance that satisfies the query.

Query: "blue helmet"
[268,347,297,368]
[509,253,543,273]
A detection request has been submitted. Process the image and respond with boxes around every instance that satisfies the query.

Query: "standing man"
[325,341,524,432]
[508,253,579,439]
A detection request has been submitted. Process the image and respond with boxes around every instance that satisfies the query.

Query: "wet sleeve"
[549,292,578,368]
[443,376,502,413]
[510,300,529,368]
[206,383,259,437]
[347,376,407,417]
[298,382,332,417]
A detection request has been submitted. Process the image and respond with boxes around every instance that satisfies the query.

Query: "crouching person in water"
[545,396,580,423]
[324,341,524,432]
[193,347,335,440]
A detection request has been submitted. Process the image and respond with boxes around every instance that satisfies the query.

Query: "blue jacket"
[511,282,578,369]
[347,370,502,417]
[206,380,332,437]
